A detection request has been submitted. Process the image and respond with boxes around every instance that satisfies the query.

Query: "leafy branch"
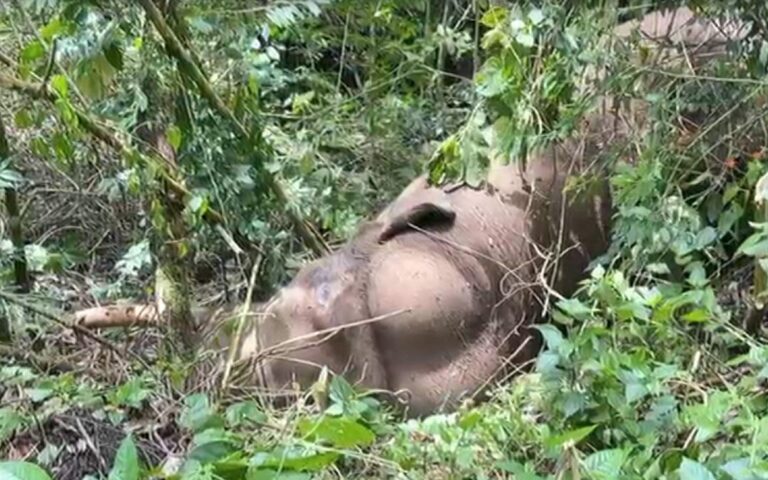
[0,71,235,238]
[136,0,330,256]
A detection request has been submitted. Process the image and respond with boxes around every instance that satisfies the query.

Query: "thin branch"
[135,0,330,256]
[221,252,263,390]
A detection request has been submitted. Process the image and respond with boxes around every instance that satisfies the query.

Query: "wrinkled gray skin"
[229,7,749,417]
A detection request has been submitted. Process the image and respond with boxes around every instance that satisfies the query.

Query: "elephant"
[210,6,758,417]
[219,139,612,418]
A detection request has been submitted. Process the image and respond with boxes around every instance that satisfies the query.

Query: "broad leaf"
[108,435,140,480]
[679,458,716,480]
[582,448,628,479]
[297,415,375,448]
[180,394,224,433]
[0,461,52,480]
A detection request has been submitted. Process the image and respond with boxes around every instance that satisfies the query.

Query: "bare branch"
[74,304,161,329]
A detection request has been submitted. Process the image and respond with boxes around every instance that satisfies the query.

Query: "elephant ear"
[377,188,456,243]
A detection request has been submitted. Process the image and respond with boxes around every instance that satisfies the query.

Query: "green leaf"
[556,297,593,321]
[459,410,483,430]
[496,459,544,479]
[480,6,507,27]
[582,448,628,479]
[108,435,140,480]
[226,401,267,427]
[188,429,239,465]
[544,425,596,449]
[686,262,708,288]
[50,75,69,99]
[76,60,106,100]
[20,41,45,63]
[0,461,52,480]
[686,391,732,443]
[110,378,151,408]
[516,31,535,47]
[528,9,545,25]
[40,17,65,41]
[25,386,53,402]
[678,458,716,480]
[721,457,759,480]
[476,60,507,98]
[180,394,224,433]
[738,230,768,257]
[682,308,710,323]
[166,125,182,151]
[695,227,717,249]
[534,324,565,351]
[622,376,648,404]
[13,109,34,128]
[104,43,124,71]
[0,408,26,442]
[52,132,74,162]
[297,415,375,448]
[251,446,339,472]
[328,375,357,406]
[247,470,311,480]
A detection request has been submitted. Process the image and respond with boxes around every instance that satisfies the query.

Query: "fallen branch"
[135,0,330,256]
[0,290,152,368]
[73,304,161,329]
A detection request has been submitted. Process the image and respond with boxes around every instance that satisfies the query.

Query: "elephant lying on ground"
[229,155,612,417]
[223,6,754,416]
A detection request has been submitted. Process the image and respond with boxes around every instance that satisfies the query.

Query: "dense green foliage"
[3,1,768,479]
